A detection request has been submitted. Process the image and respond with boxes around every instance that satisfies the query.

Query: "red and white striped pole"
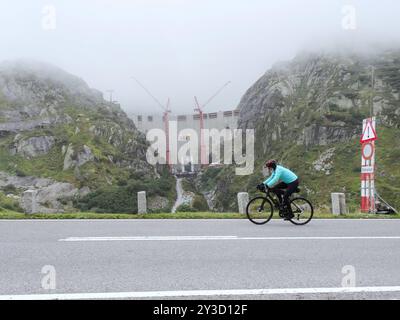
[360,117,377,213]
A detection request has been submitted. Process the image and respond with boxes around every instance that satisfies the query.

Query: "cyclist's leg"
[271,182,287,204]
[283,179,299,214]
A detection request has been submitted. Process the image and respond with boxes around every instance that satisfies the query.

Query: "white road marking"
[1,286,400,300]
[58,235,400,242]
[59,236,238,241]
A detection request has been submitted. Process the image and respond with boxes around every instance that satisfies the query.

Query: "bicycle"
[246,186,314,225]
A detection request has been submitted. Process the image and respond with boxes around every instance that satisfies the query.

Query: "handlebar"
[257,184,270,194]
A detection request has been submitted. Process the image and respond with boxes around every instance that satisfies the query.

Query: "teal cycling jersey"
[264,165,298,187]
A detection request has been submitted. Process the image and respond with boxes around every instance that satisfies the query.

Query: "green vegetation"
[0,192,22,212]
[192,194,209,211]
[74,169,176,213]
[180,177,210,211]
[199,126,400,213]
[0,210,398,220]
[0,107,176,213]
[0,128,176,213]
[199,167,224,190]
[181,178,197,193]
[175,204,198,213]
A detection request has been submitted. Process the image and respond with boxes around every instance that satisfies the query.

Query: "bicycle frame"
[263,188,299,217]
[264,189,282,210]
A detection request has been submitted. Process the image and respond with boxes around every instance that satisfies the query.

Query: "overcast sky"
[1,0,400,114]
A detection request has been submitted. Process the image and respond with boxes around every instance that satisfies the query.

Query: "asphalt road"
[1,219,400,299]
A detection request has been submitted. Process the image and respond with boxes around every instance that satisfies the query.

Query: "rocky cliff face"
[200,49,400,212]
[238,50,400,149]
[0,60,174,213]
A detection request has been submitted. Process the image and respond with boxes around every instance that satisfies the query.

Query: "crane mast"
[194,81,231,166]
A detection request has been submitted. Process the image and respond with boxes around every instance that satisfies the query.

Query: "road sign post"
[360,117,377,213]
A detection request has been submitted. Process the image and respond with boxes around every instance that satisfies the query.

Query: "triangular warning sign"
[360,119,377,143]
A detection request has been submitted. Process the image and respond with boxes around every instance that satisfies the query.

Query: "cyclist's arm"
[263,174,273,186]
[264,167,282,187]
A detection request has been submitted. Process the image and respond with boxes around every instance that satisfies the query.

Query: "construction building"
[129,110,240,173]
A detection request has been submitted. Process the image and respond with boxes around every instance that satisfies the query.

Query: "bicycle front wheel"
[246,197,274,225]
[289,197,314,225]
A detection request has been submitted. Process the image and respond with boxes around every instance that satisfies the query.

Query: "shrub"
[176,204,197,212]
[182,179,197,193]
[15,169,27,177]
[192,195,209,211]
[0,192,23,212]
[74,186,136,213]
[2,184,18,194]
[117,178,128,186]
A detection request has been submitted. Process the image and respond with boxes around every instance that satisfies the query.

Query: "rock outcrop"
[0,171,89,213]
[9,135,55,158]
[62,144,94,170]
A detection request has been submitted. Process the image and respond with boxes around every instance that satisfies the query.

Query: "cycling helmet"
[265,159,277,170]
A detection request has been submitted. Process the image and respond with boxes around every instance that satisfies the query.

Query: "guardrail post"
[21,190,38,214]
[237,192,249,214]
[331,193,347,215]
[137,191,147,214]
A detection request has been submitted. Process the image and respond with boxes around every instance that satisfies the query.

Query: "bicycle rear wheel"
[246,197,273,225]
[289,197,314,225]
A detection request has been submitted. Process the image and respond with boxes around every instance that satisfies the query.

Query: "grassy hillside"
[196,126,399,213]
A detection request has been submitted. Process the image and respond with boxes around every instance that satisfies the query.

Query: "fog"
[1,0,400,114]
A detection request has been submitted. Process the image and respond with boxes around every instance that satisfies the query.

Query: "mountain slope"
[0,60,175,213]
[198,49,400,212]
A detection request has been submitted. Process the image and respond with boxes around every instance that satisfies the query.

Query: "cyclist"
[257,160,299,220]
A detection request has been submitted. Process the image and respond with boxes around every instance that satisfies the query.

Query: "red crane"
[132,77,172,170]
[194,81,231,166]
[163,98,171,168]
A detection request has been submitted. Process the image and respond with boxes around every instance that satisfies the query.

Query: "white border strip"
[2,286,400,300]
[58,236,400,242]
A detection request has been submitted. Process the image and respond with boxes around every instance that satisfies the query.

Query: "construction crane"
[131,77,172,170]
[194,81,231,165]
[163,97,171,170]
